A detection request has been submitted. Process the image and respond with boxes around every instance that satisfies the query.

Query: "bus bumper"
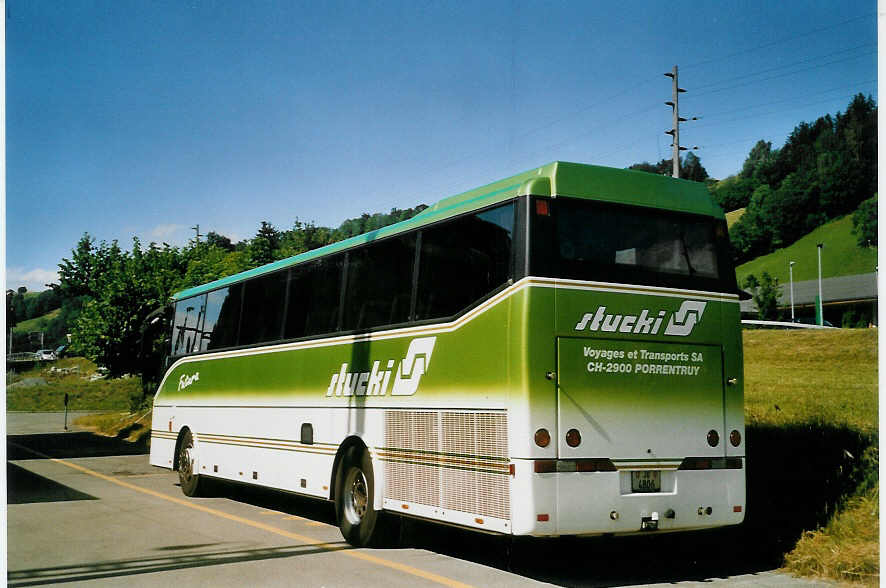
[509,459,745,536]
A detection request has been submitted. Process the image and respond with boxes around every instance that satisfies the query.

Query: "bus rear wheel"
[335,446,381,547]
[177,429,203,497]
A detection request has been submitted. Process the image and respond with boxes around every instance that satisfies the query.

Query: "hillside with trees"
[712,94,876,264]
[630,94,877,267]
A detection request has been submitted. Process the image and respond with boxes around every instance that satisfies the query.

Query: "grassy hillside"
[14,308,61,334]
[743,328,878,585]
[736,214,877,285]
[725,207,745,228]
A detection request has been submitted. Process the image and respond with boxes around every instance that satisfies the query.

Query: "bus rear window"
[531,197,736,293]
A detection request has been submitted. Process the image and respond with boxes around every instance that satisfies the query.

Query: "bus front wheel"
[335,445,380,547]
[178,429,203,497]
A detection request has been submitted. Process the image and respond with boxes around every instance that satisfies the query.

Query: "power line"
[698,80,876,120]
[691,51,875,99]
[682,14,870,70]
[691,43,874,92]
[692,90,876,131]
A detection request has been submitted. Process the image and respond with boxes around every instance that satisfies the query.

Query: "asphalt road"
[7,414,832,588]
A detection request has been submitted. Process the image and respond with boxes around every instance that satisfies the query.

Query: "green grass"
[784,487,879,586]
[743,328,877,433]
[736,214,877,285]
[743,328,878,585]
[74,410,152,444]
[13,308,61,334]
[725,207,745,228]
[6,357,142,412]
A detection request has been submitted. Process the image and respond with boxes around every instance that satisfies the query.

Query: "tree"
[249,221,281,266]
[205,231,235,252]
[681,152,709,182]
[628,161,668,175]
[629,155,708,182]
[743,272,781,320]
[740,140,772,179]
[59,237,187,378]
[762,173,817,248]
[6,290,17,330]
[852,195,877,247]
[709,175,754,211]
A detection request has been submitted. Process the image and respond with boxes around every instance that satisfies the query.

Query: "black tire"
[335,445,383,547]
[177,429,203,497]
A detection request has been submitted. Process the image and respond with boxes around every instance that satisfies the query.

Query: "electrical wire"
[691,43,874,92]
[691,51,875,99]
[682,14,870,70]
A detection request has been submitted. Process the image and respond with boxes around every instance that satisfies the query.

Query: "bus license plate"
[631,471,661,493]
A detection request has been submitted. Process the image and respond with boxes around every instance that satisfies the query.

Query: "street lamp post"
[816,243,824,326]
[789,261,795,322]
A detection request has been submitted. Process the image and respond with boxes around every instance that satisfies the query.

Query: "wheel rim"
[179,441,195,485]
[343,467,368,525]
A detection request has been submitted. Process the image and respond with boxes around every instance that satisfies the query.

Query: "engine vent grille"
[382,410,509,520]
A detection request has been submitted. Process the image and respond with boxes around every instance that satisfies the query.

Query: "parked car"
[34,349,57,361]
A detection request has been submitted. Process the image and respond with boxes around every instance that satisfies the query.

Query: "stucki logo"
[326,336,436,397]
[574,300,707,337]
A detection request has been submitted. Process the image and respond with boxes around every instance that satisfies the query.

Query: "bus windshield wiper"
[677,230,697,276]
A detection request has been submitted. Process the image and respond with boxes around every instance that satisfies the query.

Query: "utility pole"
[816,243,824,326]
[664,65,698,179]
[191,224,202,245]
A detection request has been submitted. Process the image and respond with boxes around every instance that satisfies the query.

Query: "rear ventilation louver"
[382,410,510,520]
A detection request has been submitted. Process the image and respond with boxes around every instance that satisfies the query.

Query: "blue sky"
[6,1,876,291]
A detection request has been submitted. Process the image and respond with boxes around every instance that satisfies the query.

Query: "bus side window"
[415,203,514,320]
[171,294,206,356]
[285,256,343,339]
[201,288,228,351]
[240,271,288,345]
[206,284,243,350]
[342,235,415,331]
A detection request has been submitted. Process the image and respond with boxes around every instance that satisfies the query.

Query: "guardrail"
[7,352,38,362]
[741,319,835,329]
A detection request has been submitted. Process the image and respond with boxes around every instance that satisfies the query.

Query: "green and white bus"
[150,161,746,546]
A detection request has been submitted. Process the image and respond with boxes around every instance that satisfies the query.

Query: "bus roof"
[173,162,722,301]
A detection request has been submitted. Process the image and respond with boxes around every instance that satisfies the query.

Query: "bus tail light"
[730,430,742,447]
[565,428,581,447]
[678,457,743,470]
[534,428,551,447]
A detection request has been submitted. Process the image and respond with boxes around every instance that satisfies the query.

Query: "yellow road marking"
[306,521,327,527]
[8,442,473,588]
